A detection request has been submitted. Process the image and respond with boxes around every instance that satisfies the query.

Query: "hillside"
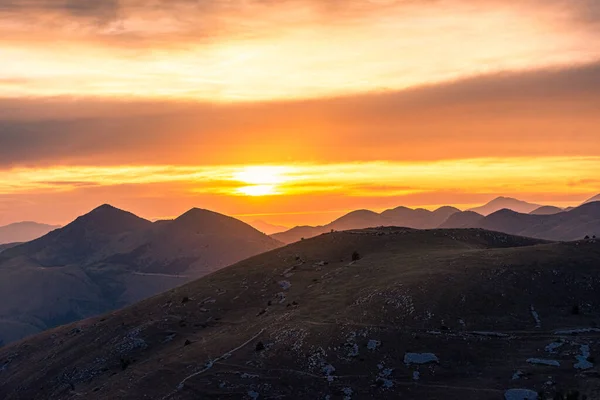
[0,243,20,254]
[468,197,542,216]
[1,228,599,399]
[0,206,282,345]
[273,207,460,244]
[0,222,60,245]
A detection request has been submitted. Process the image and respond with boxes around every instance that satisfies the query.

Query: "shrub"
[352,251,361,261]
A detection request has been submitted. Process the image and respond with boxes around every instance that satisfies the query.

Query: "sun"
[233,166,292,196]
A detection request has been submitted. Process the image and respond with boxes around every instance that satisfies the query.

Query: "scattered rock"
[504,389,538,400]
[404,353,439,365]
[554,328,600,335]
[574,345,594,370]
[367,340,381,351]
[526,358,560,367]
[278,281,292,291]
[545,341,564,353]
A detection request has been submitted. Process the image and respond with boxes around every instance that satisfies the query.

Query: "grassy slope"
[1,228,599,399]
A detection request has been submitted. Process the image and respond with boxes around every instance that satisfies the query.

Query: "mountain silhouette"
[0,221,60,245]
[584,193,600,204]
[272,206,460,244]
[0,205,282,345]
[444,202,600,241]
[467,196,542,215]
[249,220,288,235]
[438,211,484,228]
[529,205,563,215]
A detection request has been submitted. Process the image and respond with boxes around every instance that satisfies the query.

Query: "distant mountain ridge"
[272,206,460,244]
[273,195,600,244]
[0,205,282,345]
[442,201,600,241]
[0,221,60,245]
[467,196,542,215]
[248,220,288,235]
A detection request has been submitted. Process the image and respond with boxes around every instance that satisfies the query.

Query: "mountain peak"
[71,204,151,234]
[468,197,541,216]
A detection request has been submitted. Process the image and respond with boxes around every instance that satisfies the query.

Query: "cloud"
[0,61,599,168]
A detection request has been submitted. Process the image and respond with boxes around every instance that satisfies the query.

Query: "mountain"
[0,205,282,345]
[2,228,598,399]
[0,221,60,245]
[381,206,460,228]
[273,206,460,244]
[248,220,288,235]
[468,196,542,215]
[438,210,484,228]
[584,193,600,204]
[446,201,600,241]
[529,205,563,215]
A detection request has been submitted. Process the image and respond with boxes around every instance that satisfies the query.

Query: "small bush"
[120,357,131,371]
[352,251,361,261]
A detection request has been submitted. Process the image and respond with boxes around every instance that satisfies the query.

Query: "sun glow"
[233,166,293,196]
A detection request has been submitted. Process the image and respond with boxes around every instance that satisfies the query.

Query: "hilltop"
[1,228,599,399]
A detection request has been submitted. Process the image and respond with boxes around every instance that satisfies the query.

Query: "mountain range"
[247,219,288,235]
[0,221,60,245]
[273,196,599,244]
[1,227,598,399]
[0,205,281,345]
[272,206,460,244]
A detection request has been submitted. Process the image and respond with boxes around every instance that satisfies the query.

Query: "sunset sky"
[1,0,599,227]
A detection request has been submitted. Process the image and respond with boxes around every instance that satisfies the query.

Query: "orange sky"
[0,0,599,226]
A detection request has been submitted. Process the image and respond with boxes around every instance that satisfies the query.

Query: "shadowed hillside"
[0,205,282,345]
[1,228,599,399]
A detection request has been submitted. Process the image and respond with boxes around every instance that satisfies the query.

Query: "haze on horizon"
[1,0,599,226]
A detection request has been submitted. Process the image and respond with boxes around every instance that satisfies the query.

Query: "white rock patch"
[526,358,560,367]
[545,341,564,354]
[554,328,600,335]
[404,353,439,365]
[505,389,538,400]
[574,345,594,370]
[530,305,542,328]
[367,340,381,351]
